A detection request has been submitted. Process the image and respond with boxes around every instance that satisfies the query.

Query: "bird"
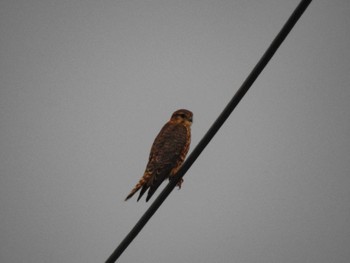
[125,109,193,202]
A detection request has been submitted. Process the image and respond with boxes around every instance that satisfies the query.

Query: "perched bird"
[125,109,193,202]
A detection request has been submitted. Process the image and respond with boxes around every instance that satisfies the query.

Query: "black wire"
[106,0,312,262]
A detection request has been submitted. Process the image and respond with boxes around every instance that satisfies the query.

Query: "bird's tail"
[124,172,152,201]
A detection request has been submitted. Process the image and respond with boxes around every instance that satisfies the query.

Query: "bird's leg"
[176,178,183,189]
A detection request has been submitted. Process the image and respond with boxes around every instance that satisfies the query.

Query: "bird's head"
[170,109,193,126]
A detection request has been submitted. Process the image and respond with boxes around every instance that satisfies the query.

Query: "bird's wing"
[142,123,188,201]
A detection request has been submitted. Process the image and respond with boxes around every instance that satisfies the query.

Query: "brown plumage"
[125,109,193,202]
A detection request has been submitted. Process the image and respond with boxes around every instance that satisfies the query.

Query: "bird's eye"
[180,114,186,118]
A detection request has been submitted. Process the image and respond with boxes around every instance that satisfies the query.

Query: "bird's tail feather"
[124,172,151,201]
[137,184,149,201]
[145,178,164,202]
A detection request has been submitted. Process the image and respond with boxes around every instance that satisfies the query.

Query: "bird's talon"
[176,178,183,189]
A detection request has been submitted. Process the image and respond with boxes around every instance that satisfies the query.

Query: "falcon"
[125,109,193,202]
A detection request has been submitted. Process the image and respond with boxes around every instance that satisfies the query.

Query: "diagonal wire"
[106,0,312,262]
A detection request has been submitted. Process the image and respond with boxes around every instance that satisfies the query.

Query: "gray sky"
[1,0,349,262]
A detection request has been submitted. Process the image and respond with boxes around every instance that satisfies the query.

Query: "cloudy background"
[1,0,349,262]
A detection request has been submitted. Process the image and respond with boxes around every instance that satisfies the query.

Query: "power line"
[106,0,312,262]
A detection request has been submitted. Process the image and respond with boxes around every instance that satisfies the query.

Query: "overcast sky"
[1,0,349,262]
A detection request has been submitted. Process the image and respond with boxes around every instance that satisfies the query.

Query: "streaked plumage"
[125,109,193,202]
